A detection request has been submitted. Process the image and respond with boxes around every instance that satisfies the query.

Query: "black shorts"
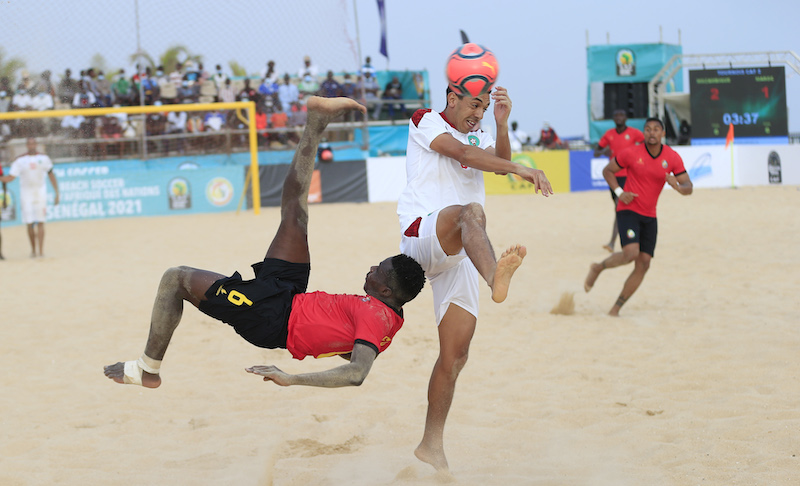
[616,210,658,257]
[198,258,310,348]
[609,176,627,204]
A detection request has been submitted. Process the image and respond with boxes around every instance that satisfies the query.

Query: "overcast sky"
[1,0,797,138]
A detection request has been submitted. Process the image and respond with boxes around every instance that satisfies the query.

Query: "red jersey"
[615,143,686,218]
[286,291,403,360]
[598,126,644,177]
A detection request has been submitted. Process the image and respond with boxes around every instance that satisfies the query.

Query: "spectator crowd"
[0,55,422,155]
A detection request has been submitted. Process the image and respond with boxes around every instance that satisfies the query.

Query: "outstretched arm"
[246,342,377,388]
[430,133,553,196]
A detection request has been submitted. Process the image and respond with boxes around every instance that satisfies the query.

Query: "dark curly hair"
[387,254,425,304]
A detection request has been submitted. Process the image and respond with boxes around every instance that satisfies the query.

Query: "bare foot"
[584,263,603,292]
[602,244,613,253]
[609,307,620,317]
[491,245,526,303]
[414,442,449,471]
[306,96,367,120]
[104,361,161,388]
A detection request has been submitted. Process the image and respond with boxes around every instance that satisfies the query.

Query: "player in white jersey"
[0,137,60,257]
[397,85,552,471]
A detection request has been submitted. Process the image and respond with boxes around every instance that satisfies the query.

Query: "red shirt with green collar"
[287,291,403,360]
[615,143,686,218]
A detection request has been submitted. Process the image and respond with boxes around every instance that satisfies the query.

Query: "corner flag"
[725,123,734,149]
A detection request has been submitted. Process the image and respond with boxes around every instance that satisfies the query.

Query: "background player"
[398,85,552,470]
[584,117,692,315]
[104,97,425,389]
[594,109,644,252]
[0,137,60,258]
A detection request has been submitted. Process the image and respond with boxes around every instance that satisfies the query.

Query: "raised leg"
[436,203,526,303]
[415,304,476,471]
[103,265,225,388]
[585,242,639,292]
[265,96,365,264]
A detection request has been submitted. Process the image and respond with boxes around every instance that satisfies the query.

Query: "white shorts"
[400,209,480,325]
[20,193,47,224]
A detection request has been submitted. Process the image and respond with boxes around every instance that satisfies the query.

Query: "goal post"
[0,101,263,214]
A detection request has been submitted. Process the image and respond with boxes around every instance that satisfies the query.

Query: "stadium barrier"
[2,145,796,228]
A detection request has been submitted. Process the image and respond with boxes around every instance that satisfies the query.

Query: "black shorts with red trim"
[198,258,310,348]
[616,210,658,257]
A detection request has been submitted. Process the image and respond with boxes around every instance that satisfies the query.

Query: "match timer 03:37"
[689,66,788,140]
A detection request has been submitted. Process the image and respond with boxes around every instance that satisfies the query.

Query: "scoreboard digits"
[689,66,788,140]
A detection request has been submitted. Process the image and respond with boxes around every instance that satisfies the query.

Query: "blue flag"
[377,0,388,59]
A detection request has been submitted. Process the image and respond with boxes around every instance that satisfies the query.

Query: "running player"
[104,97,425,389]
[398,85,552,470]
[584,117,692,316]
[0,137,60,258]
[594,109,644,252]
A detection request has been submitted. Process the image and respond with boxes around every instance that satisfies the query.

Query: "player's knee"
[635,254,651,272]
[459,202,486,227]
[622,247,639,263]
[441,349,469,378]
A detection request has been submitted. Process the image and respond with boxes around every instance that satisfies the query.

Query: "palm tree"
[228,61,247,77]
[130,45,203,74]
[0,46,26,82]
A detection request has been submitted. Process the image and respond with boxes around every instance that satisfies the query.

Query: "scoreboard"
[689,66,788,140]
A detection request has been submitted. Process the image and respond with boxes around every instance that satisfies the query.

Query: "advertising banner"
[0,161,244,227]
[484,151,570,195]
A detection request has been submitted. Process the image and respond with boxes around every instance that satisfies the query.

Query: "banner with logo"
[0,160,244,227]
[257,160,368,207]
[669,146,733,189]
[734,145,800,186]
[484,151,570,194]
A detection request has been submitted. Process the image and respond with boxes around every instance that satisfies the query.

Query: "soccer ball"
[446,43,499,97]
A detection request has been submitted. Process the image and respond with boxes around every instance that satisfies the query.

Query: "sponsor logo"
[616,49,636,76]
[505,154,538,189]
[627,229,636,239]
[381,336,391,347]
[590,158,609,187]
[687,153,712,180]
[206,177,234,207]
[768,151,782,184]
[168,177,191,210]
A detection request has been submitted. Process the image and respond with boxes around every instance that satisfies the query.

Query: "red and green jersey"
[615,143,686,218]
[287,291,403,360]
[598,126,644,177]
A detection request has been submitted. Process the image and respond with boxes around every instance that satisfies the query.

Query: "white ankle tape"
[138,355,161,375]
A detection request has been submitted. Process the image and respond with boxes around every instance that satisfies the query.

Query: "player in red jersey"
[584,118,692,316]
[104,97,425,389]
[594,109,644,252]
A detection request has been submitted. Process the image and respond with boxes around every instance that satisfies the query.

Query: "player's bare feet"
[104,361,161,388]
[602,244,614,253]
[609,307,621,317]
[414,442,449,471]
[491,245,526,303]
[306,96,366,121]
[584,263,603,292]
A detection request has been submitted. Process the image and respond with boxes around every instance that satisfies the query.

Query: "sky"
[1,0,798,139]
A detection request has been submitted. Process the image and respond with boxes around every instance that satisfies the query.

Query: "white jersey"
[397,109,495,230]
[10,152,53,200]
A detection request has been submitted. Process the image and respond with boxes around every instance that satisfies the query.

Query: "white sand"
[0,185,798,485]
